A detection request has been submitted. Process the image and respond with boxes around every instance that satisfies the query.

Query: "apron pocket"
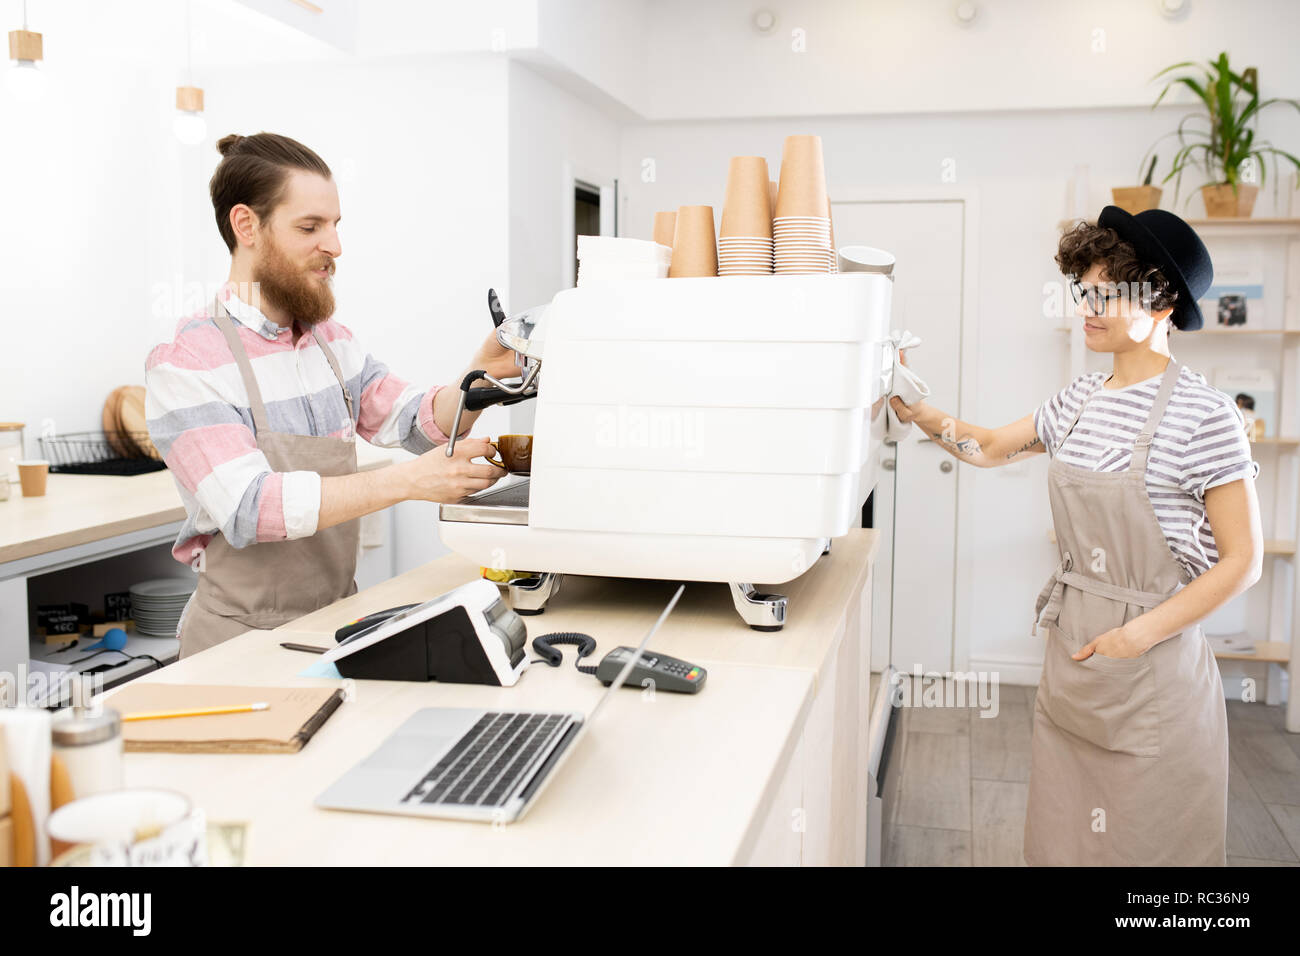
[1041,625,1161,757]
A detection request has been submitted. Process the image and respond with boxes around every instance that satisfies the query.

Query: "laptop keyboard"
[402,712,569,808]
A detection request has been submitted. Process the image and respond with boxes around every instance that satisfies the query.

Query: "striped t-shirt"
[1033,364,1260,577]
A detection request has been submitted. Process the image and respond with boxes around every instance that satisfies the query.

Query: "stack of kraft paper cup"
[773,135,834,274]
[717,156,774,276]
[668,204,718,277]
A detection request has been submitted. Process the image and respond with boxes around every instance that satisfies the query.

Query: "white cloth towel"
[882,330,930,440]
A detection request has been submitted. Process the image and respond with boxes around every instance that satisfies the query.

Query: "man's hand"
[400,438,506,503]
[470,329,522,383]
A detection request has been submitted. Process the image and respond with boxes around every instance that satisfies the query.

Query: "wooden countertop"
[280,531,880,682]
[106,529,879,865]
[0,442,396,566]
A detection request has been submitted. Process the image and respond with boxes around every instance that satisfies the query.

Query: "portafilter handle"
[444,364,541,457]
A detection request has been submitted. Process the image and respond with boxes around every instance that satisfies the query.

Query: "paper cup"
[669,205,718,277]
[17,459,48,497]
[652,211,677,248]
[826,195,837,272]
[46,788,203,866]
[774,135,828,218]
[837,245,896,276]
[720,156,773,239]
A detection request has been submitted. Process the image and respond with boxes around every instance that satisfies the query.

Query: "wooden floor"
[880,679,1300,866]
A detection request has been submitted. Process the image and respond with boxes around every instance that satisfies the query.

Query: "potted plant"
[1142,52,1300,218]
[1112,155,1162,214]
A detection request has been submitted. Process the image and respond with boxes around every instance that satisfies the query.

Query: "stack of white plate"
[577,236,671,286]
[774,216,834,274]
[130,578,196,637]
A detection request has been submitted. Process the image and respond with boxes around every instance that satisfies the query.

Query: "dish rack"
[40,432,167,476]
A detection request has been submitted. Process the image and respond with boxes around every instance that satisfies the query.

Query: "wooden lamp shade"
[7,29,42,62]
[176,86,204,112]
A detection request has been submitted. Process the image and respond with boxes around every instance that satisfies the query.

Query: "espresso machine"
[438,275,893,630]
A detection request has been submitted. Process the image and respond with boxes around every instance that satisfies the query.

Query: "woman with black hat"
[889,206,1263,865]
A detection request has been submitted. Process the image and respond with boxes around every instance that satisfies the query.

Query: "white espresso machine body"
[436,273,893,629]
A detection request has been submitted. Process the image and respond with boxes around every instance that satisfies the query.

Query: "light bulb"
[172,110,207,146]
[8,60,45,102]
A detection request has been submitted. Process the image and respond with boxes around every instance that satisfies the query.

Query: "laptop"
[315,584,685,824]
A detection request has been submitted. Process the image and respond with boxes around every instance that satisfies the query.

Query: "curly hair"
[1056,220,1179,320]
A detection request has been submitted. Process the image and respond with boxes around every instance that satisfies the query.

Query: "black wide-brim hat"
[1097,205,1213,331]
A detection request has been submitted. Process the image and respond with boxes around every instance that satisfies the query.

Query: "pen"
[121,703,270,722]
[280,642,329,654]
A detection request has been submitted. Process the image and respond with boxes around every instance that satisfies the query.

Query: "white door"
[832,200,966,674]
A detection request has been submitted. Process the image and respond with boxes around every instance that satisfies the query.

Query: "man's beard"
[252,235,335,328]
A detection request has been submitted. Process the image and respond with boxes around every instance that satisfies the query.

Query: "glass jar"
[51,706,124,798]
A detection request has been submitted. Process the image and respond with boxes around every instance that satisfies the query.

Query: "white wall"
[0,58,188,460]
[0,0,348,457]
[641,0,1300,119]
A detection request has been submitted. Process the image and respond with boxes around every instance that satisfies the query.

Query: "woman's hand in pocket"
[1073,625,1149,661]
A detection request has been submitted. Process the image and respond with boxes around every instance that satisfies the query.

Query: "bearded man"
[145,132,514,658]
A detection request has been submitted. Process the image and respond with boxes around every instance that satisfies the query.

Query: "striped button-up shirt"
[145,287,460,568]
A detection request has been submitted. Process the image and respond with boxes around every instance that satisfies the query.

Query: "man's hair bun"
[216,134,245,157]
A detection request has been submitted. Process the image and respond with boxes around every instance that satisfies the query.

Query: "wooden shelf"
[1213,640,1291,663]
[1251,436,1300,446]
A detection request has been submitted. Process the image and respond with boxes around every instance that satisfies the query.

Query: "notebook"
[106,684,344,754]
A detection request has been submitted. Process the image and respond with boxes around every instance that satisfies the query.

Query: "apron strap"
[1034,548,1176,635]
[212,297,273,436]
[211,298,357,434]
[1034,551,1072,635]
[1130,359,1182,473]
[309,325,356,423]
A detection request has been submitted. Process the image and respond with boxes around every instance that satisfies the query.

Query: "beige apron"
[1024,358,1228,866]
[176,299,360,659]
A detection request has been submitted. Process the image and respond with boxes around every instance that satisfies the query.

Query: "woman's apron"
[1024,358,1229,866]
[175,299,360,659]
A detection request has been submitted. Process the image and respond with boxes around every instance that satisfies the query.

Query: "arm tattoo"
[1005,436,1042,460]
[930,431,982,456]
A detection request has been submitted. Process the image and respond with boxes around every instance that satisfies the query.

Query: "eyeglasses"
[1068,277,1120,314]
